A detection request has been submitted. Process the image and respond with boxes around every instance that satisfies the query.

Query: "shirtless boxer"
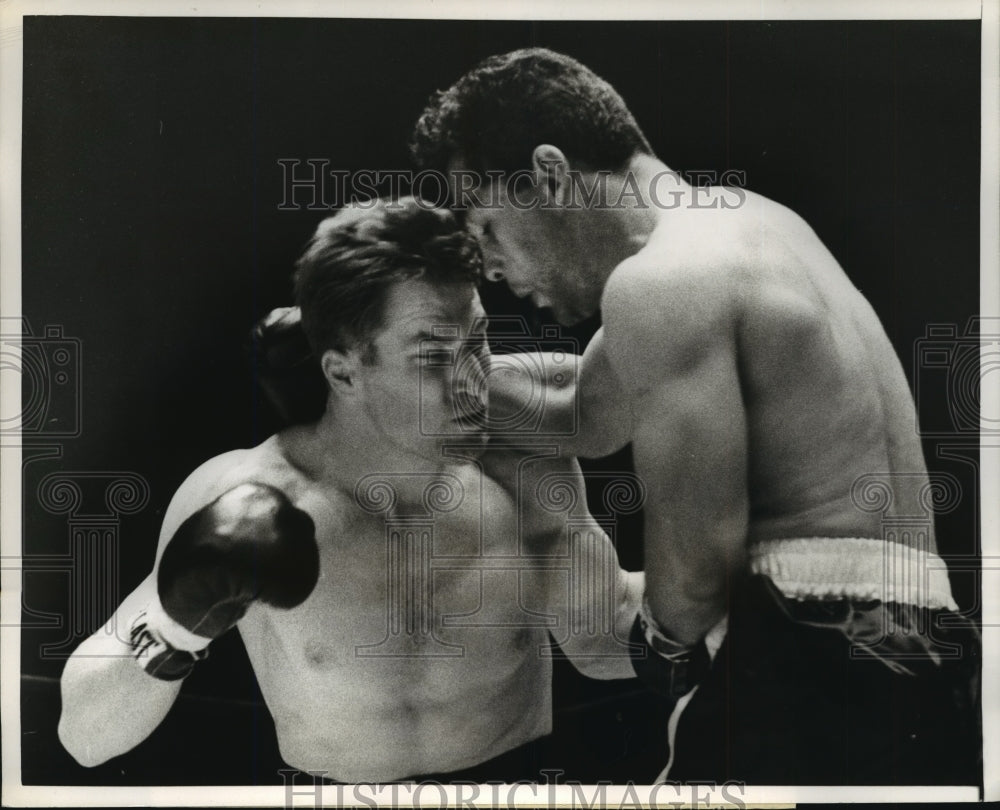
[410,48,980,784]
[58,198,642,783]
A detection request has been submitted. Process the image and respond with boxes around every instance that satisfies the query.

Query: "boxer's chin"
[451,420,490,446]
[431,415,488,447]
[549,300,589,327]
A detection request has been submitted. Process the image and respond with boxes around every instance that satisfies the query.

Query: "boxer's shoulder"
[600,253,737,385]
[155,442,298,556]
[653,189,815,276]
[168,449,259,512]
[171,438,310,516]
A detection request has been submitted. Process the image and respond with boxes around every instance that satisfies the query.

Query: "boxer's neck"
[310,403,457,507]
[567,154,685,298]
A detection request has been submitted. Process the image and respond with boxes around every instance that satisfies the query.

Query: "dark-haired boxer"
[58,197,643,783]
[411,49,981,785]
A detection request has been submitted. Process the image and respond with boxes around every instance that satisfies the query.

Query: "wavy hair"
[293,197,482,363]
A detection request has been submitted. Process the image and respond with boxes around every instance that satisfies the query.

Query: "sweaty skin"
[58,280,641,781]
[477,159,931,647]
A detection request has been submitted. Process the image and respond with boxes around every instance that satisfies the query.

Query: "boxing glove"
[130,483,320,680]
[247,306,328,427]
[630,602,712,699]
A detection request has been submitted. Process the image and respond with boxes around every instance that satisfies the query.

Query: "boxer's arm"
[486,338,631,458]
[58,575,183,766]
[602,262,749,647]
[58,451,248,766]
[557,518,644,680]
[572,329,633,458]
[485,351,576,447]
[519,454,643,680]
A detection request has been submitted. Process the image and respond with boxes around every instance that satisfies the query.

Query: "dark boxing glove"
[630,599,712,699]
[130,483,320,680]
[248,306,327,427]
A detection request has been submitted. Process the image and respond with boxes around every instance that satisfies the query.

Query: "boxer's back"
[232,432,551,782]
[631,189,931,551]
[731,192,929,546]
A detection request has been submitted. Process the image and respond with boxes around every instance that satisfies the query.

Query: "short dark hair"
[293,197,482,362]
[410,48,653,179]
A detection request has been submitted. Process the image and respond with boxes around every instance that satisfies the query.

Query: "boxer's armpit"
[573,328,633,458]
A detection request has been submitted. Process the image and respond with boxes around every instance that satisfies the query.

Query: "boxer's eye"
[469,221,492,242]
[421,348,454,366]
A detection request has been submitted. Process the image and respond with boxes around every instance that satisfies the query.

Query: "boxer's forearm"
[647,585,728,648]
[558,568,642,680]
[645,543,742,646]
[597,568,644,679]
[556,534,644,680]
[58,582,183,766]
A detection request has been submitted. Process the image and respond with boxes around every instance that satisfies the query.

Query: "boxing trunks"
[630,538,981,785]
[289,736,550,785]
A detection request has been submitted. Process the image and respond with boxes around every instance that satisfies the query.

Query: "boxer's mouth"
[532,292,552,309]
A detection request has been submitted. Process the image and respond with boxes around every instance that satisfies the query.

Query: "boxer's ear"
[532,144,570,203]
[320,348,357,393]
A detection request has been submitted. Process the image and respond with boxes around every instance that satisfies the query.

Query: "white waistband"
[749,537,958,611]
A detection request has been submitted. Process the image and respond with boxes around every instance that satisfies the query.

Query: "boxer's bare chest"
[241,463,547,686]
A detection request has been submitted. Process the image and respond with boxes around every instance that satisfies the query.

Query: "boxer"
[410,48,981,785]
[58,198,643,782]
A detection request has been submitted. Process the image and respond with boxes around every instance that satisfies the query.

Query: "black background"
[18,16,981,786]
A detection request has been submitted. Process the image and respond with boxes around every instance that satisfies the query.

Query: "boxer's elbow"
[58,674,117,767]
[58,699,149,768]
[58,707,110,767]
[58,651,148,767]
